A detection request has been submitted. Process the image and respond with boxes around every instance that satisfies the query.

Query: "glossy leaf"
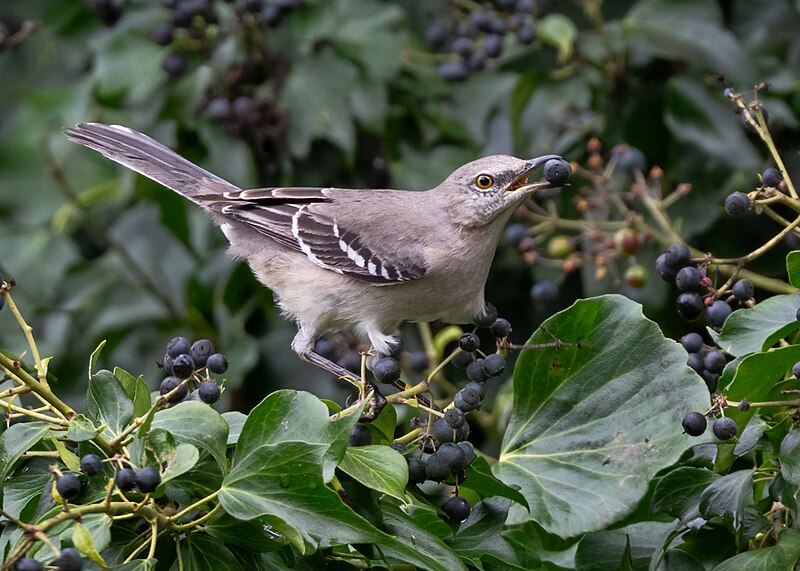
[0,422,50,480]
[574,521,674,571]
[652,466,717,522]
[65,414,103,442]
[711,528,800,571]
[2,469,50,520]
[219,441,389,549]
[235,390,362,482]
[167,532,241,571]
[779,428,800,486]
[204,510,283,553]
[496,295,709,536]
[787,252,800,289]
[699,469,753,523]
[713,292,800,356]
[461,457,528,509]
[222,411,247,446]
[86,369,134,440]
[150,401,228,473]
[338,445,407,502]
[114,366,152,419]
[450,497,520,569]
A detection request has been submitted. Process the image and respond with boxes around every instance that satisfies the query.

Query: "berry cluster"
[680,332,727,393]
[315,333,430,379]
[656,243,752,328]
[15,548,83,571]
[426,0,537,82]
[85,0,124,27]
[160,336,227,404]
[681,411,738,440]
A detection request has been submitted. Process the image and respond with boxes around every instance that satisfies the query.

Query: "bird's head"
[438,154,566,227]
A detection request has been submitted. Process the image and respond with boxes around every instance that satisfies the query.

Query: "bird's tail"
[64,123,240,204]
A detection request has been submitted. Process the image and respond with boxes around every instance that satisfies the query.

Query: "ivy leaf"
[65,414,103,442]
[786,252,800,289]
[86,369,134,440]
[461,457,528,509]
[536,14,577,62]
[710,528,800,571]
[167,532,241,571]
[72,520,106,567]
[713,292,800,356]
[221,411,247,446]
[0,422,50,480]
[651,466,717,522]
[219,441,389,550]
[779,428,800,486]
[495,295,709,537]
[150,401,228,473]
[338,445,407,502]
[574,522,674,571]
[699,469,754,524]
[114,367,152,419]
[450,497,520,569]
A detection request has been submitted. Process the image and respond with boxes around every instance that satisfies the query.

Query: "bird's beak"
[507,154,564,194]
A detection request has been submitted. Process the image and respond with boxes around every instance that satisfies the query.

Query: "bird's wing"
[218,187,429,284]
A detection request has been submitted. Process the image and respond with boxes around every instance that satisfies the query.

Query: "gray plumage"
[65,122,560,360]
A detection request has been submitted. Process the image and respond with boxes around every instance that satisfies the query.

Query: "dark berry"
[465,381,486,400]
[435,442,466,471]
[55,548,83,571]
[732,279,754,302]
[15,557,43,571]
[56,473,82,501]
[664,244,691,271]
[792,361,800,378]
[543,158,571,186]
[207,98,231,121]
[337,351,362,374]
[151,22,174,45]
[135,466,161,493]
[687,352,704,374]
[444,408,465,428]
[349,424,372,447]
[712,417,738,440]
[206,353,228,374]
[737,400,751,412]
[467,50,486,71]
[458,333,480,353]
[171,353,195,379]
[457,441,476,466]
[408,351,429,372]
[244,0,263,13]
[676,292,705,322]
[516,0,534,12]
[79,454,103,477]
[454,386,481,412]
[232,96,253,117]
[681,412,707,436]
[198,381,221,404]
[482,353,506,377]
[681,332,704,353]
[762,167,782,188]
[191,339,215,368]
[675,266,702,291]
[161,52,187,76]
[516,24,535,44]
[160,376,188,403]
[443,496,471,522]
[504,223,529,247]
[162,353,174,375]
[490,318,512,339]
[466,359,488,383]
[702,371,719,393]
[439,60,470,82]
[452,37,473,57]
[167,336,191,358]
[724,192,750,216]
[406,450,428,483]
[704,350,726,374]
[655,253,679,282]
[425,454,451,482]
[474,303,499,327]
[707,300,732,328]
[531,281,558,304]
[425,22,449,49]
[483,34,504,58]
[723,87,735,98]
[613,145,646,174]
[372,357,401,384]
[115,468,136,492]
[260,4,282,26]
[796,307,800,321]
[432,417,469,444]
[314,338,336,360]
[452,350,474,369]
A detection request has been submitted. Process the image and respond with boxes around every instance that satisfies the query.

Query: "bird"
[65,122,563,383]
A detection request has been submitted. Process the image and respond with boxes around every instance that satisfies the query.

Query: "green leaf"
[143,429,200,487]
[88,340,106,376]
[0,422,50,480]
[378,501,468,571]
[51,437,80,472]
[735,415,769,457]
[150,401,229,473]
[167,533,241,571]
[710,528,800,571]
[114,367,152,419]
[86,369,134,440]
[461,457,528,509]
[574,521,674,571]
[204,510,283,553]
[115,561,156,571]
[624,0,756,82]
[338,445,407,502]
[779,428,800,486]
[651,467,717,522]
[787,252,800,288]
[713,292,800,356]
[699,469,753,523]
[219,441,389,550]
[369,402,397,444]
[235,390,362,482]
[72,521,106,567]
[65,414,103,442]
[222,411,247,446]
[496,295,709,537]
[536,14,577,62]
[450,497,520,569]
[2,468,50,520]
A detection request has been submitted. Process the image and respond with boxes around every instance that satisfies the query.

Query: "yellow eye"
[475,174,494,190]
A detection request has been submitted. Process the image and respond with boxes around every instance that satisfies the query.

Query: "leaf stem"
[1,289,48,385]
[168,490,220,523]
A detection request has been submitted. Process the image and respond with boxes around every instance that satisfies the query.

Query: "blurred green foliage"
[1,0,799,412]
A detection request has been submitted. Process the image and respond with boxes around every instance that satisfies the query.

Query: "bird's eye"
[475,174,494,190]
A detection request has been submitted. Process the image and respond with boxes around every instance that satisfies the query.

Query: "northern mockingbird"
[65,123,563,382]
